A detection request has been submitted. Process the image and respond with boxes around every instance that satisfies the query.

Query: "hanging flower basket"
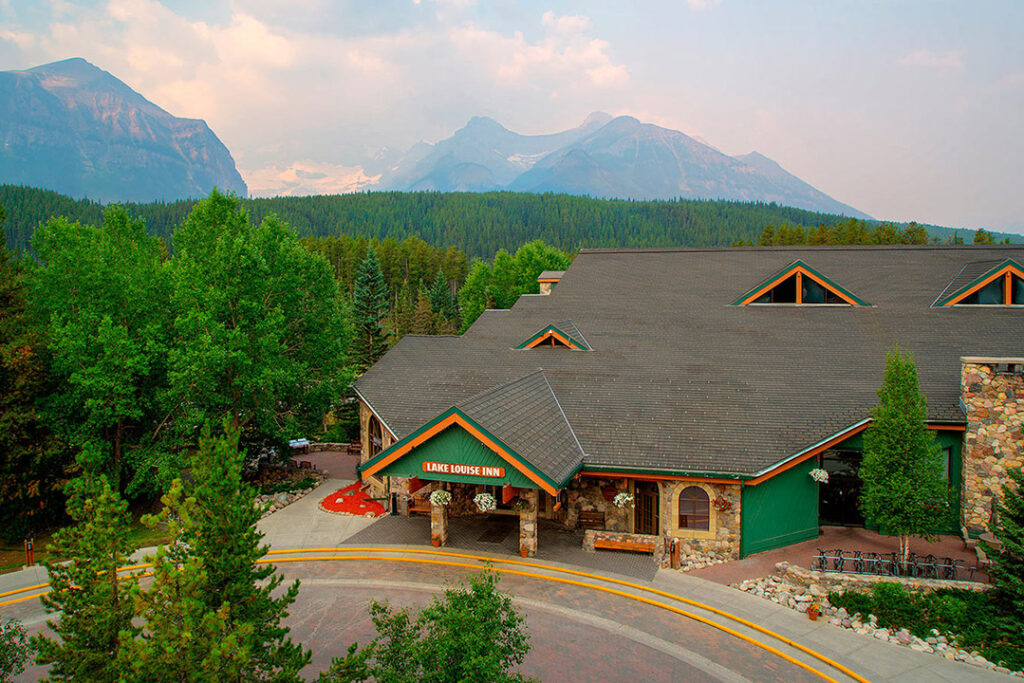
[429,489,452,506]
[713,497,732,513]
[473,492,496,512]
[613,492,634,509]
[511,496,530,512]
[809,468,829,484]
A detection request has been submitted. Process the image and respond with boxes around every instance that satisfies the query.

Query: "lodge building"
[354,247,1024,561]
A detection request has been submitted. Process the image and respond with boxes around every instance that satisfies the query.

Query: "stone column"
[430,500,449,547]
[519,489,539,556]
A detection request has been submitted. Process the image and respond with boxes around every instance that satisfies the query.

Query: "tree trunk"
[899,534,911,573]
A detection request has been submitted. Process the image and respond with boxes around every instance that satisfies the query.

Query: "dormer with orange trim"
[935,259,1024,306]
[732,260,868,306]
[537,270,565,295]
[516,320,590,350]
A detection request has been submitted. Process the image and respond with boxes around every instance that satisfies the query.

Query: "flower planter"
[520,547,529,558]
[432,537,441,547]
[807,606,819,621]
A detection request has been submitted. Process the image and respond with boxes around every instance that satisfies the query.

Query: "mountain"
[0,58,246,203]
[378,113,868,219]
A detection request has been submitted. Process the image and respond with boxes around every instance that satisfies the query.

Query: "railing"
[811,548,976,581]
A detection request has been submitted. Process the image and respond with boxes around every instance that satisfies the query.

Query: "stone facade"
[660,480,742,560]
[564,477,632,532]
[430,501,448,546]
[961,358,1024,535]
[582,529,666,564]
[359,401,395,498]
[518,489,539,556]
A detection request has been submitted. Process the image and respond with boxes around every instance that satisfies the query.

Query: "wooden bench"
[578,510,605,530]
[593,538,656,554]
[346,441,361,455]
[409,497,431,516]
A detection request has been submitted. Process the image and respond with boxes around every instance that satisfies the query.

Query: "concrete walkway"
[256,477,378,548]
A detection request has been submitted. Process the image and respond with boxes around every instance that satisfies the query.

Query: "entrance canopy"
[360,370,584,495]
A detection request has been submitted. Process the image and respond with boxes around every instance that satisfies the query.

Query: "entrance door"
[634,481,659,535]
[818,450,864,526]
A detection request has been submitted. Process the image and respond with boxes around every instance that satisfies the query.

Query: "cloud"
[686,0,722,10]
[243,160,381,197]
[541,11,591,33]
[900,49,963,69]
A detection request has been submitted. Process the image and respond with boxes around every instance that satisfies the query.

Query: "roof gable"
[935,258,1024,306]
[516,320,590,350]
[732,259,868,306]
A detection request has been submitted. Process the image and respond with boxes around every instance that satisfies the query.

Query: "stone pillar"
[519,489,539,556]
[961,358,1024,536]
[430,501,449,547]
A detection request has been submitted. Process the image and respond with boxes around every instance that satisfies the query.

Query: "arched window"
[678,486,710,530]
[369,417,383,458]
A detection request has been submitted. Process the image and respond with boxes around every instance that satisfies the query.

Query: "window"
[940,446,951,481]
[678,486,710,530]
[752,273,847,304]
[369,416,383,458]
[939,260,1024,306]
[734,260,866,306]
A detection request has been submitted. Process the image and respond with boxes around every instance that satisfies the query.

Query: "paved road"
[1,478,1011,682]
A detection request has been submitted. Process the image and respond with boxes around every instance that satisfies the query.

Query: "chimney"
[537,270,565,295]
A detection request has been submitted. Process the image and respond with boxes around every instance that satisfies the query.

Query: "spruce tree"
[32,474,136,682]
[428,269,458,328]
[1,613,30,682]
[120,479,250,682]
[182,424,310,681]
[981,466,1024,624]
[351,246,390,371]
[859,347,949,565]
[410,292,434,335]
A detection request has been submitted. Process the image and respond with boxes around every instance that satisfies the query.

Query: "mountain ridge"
[0,57,247,203]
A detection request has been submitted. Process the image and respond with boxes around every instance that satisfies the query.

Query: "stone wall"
[660,481,742,560]
[961,358,1024,535]
[564,477,632,532]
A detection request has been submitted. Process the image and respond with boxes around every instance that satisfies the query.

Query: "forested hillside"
[10,185,1014,257]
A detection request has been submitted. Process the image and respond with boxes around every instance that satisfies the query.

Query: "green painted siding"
[376,425,538,489]
[741,458,819,557]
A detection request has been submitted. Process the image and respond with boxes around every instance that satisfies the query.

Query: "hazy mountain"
[0,58,246,203]
[379,113,868,218]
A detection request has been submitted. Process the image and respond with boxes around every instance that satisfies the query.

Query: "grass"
[0,512,172,575]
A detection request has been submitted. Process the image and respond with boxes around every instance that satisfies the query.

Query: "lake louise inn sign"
[355,247,1024,559]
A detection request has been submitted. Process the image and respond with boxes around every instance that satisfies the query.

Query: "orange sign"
[422,461,505,478]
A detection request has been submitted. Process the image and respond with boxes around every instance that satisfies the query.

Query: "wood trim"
[745,422,872,486]
[536,278,561,283]
[522,329,582,350]
[747,420,966,485]
[944,265,1024,305]
[738,265,860,306]
[578,471,737,484]
[361,411,559,496]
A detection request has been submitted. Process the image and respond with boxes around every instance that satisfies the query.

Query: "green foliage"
[179,424,310,681]
[320,570,535,683]
[168,190,352,457]
[0,614,30,682]
[759,219,937,246]
[119,478,251,682]
[260,477,317,495]
[28,206,170,489]
[974,228,995,245]
[828,584,1024,670]
[859,347,949,560]
[32,474,136,682]
[457,240,572,329]
[982,466,1024,627]
[428,269,459,329]
[351,246,390,371]
[0,229,68,540]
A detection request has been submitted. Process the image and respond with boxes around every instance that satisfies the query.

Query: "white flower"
[473,492,496,512]
[613,492,634,509]
[429,489,452,506]
[809,468,829,483]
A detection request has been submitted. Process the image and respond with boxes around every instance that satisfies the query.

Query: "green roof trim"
[935,258,1024,306]
[358,406,566,490]
[515,324,590,350]
[731,259,870,306]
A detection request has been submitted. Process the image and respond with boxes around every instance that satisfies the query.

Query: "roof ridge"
[538,370,587,459]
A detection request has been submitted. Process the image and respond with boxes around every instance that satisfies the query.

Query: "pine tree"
[182,424,310,681]
[119,479,250,682]
[351,246,390,371]
[32,474,136,682]
[410,292,434,335]
[859,347,949,565]
[428,269,458,328]
[981,466,1024,624]
[0,613,30,682]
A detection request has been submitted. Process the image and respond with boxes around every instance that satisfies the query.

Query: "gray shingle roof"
[456,370,584,484]
[934,259,1008,305]
[538,270,565,280]
[355,246,1024,478]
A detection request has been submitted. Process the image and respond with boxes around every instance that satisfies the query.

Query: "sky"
[1,0,1022,232]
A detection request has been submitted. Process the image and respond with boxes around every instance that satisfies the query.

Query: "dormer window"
[733,260,867,306]
[936,259,1024,306]
[516,320,590,350]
